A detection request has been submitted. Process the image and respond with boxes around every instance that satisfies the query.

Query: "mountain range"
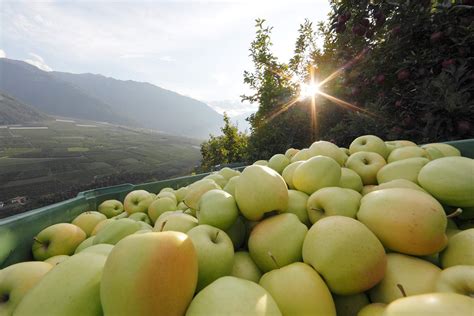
[0,58,224,139]
[0,92,48,125]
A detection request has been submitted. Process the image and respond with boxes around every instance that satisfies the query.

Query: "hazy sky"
[1,0,330,114]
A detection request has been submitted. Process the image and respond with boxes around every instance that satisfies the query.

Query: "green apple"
[387,146,429,163]
[223,175,239,197]
[281,161,304,189]
[14,252,107,316]
[440,229,474,268]
[185,276,282,316]
[307,187,361,224]
[436,265,474,296]
[90,218,115,236]
[253,159,268,166]
[290,148,311,162]
[309,140,348,166]
[369,253,441,303]
[333,293,370,316]
[302,216,386,295]
[424,146,445,160]
[385,140,417,155]
[197,189,239,231]
[358,303,387,316]
[373,179,426,193]
[285,148,299,159]
[340,147,350,156]
[362,185,378,196]
[377,157,429,184]
[231,251,262,283]
[44,255,70,266]
[203,173,227,188]
[184,178,221,210]
[259,262,336,316]
[225,215,246,250]
[111,211,128,219]
[128,212,151,224]
[93,218,141,245]
[97,199,124,218]
[176,201,187,211]
[293,156,341,194]
[349,135,388,159]
[159,187,175,193]
[235,165,288,221]
[155,191,177,205]
[175,187,188,202]
[153,213,198,233]
[357,188,448,255]
[72,211,107,237]
[74,236,95,254]
[346,151,386,185]
[0,261,52,315]
[286,189,310,226]
[249,213,308,273]
[80,244,114,257]
[267,153,290,174]
[382,293,473,316]
[421,143,461,157]
[148,197,177,223]
[187,225,234,291]
[418,157,474,207]
[101,232,198,316]
[218,167,240,180]
[339,167,363,192]
[123,190,154,214]
[32,223,86,261]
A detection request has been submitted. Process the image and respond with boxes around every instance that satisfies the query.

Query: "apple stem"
[212,231,220,243]
[397,284,407,297]
[268,251,279,268]
[446,208,463,219]
[159,220,168,232]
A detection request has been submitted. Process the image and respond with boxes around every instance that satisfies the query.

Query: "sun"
[299,81,320,100]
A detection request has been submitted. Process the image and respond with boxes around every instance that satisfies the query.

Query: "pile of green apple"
[1,135,473,316]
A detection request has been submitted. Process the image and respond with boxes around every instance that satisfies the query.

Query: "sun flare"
[299,81,320,100]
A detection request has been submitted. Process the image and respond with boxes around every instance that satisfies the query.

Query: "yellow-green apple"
[424,146,445,160]
[148,197,177,223]
[74,236,95,253]
[362,185,378,195]
[203,173,227,188]
[111,212,128,219]
[349,135,388,158]
[385,140,417,155]
[184,179,221,210]
[340,147,350,156]
[100,232,197,316]
[285,148,299,159]
[231,251,262,283]
[259,262,336,316]
[358,303,387,316]
[253,159,268,166]
[225,216,246,250]
[197,189,239,231]
[418,157,474,207]
[159,187,174,193]
[235,165,288,221]
[445,218,461,239]
[153,213,198,233]
[309,140,348,166]
[290,148,311,162]
[223,175,239,197]
[71,211,107,237]
[267,154,290,174]
[218,167,240,180]
[357,188,447,255]
[346,151,386,185]
[440,229,474,268]
[436,265,474,296]
[286,190,310,226]
[98,199,123,218]
[293,156,341,194]
[93,218,141,245]
[281,161,304,189]
[339,167,363,192]
[155,191,177,205]
[187,225,234,291]
[185,276,282,316]
[175,187,188,202]
[377,157,429,184]
[32,223,86,260]
[421,143,461,157]
[44,255,69,266]
[306,187,361,224]
[80,244,114,257]
[387,146,429,163]
[369,253,441,303]
[382,293,474,316]
[0,261,52,315]
[374,179,426,193]
[128,212,151,224]
[123,190,154,214]
[302,216,386,295]
[333,293,370,316]
[90,218,114,236]
[249,213,308,272]
[177,201,187,211]
[14,252,107,316]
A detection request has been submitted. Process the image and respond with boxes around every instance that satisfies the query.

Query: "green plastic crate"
[0,140,472,268]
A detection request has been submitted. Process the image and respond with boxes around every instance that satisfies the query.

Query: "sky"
[0,0,331,116]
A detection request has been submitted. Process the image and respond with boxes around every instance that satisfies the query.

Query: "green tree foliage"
[199,113,249,171]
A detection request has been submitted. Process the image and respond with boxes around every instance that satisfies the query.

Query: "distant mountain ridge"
[0,92,48,125]
[0,58,223,139]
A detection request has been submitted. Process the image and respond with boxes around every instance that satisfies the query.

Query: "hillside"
[0,92,48,125]
[52,72,223,139]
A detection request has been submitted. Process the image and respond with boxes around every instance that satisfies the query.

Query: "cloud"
[24,52,52,71]
[0,49,5,58]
